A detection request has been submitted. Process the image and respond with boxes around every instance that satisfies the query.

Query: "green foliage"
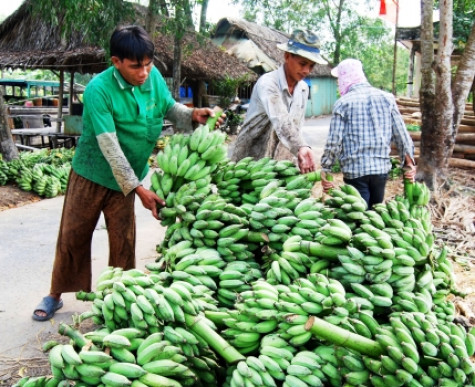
[406,123,421,132]
[211,74,251,108]
[226,110,244,126]
[337,16,410,94]
[331,160,341,173]
[435,0,475,47]
[31,0,135,53]
[389,157,402,179]
[233,0,409,93]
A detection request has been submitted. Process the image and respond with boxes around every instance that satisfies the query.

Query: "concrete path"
[0,115,331,369]
[0,172,165,364]
[302,115,331,166]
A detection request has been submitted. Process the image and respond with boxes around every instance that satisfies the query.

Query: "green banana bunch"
[157,126,226,179]
[0,168,8,186]
[213,156,318,206]
[3,152,73,197]
[217,260,263,307]
[370,313,475,387]
[11,376,61,387]
[228,355,289,387]
[406,180,431,207]
[80,265,220,333]
[264,251,309,285]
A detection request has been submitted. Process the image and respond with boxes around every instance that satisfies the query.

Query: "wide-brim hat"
[277,29,327,65]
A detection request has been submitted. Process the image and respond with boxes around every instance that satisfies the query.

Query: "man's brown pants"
[50,170,136,294]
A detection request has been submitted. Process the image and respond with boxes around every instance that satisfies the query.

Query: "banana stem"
[185,314,245,364]
[300,240,346,260]
[206,108,223,130]
[307,316,383,357]
[204,310,230,327]
[58,323,88,348]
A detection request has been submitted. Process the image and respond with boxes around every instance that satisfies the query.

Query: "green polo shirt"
[72,66,175,192]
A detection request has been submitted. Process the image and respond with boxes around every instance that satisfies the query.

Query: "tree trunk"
[197,0,210,108]
[417,0,437,189]
[472,79,475,114]
[450,22,475,156]
[183,0,194,28]
[0,92,19,161]
[172,34,183,100]
[199,0,209,33]
[146,0,160,34]
[323,0,344,64]
[433,0,453,167]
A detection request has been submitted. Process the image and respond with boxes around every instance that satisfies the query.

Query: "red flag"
[379,0,387,14]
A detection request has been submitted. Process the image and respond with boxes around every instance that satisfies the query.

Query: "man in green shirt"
[33,25,220,321]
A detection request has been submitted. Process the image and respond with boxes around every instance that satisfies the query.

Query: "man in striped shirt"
[321,58,416,208]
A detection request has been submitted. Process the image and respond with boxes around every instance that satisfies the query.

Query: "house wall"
[306,77,338,117]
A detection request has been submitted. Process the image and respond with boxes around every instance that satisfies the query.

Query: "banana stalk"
[204,310,230,327]
[306,316,383,357]
[184,313,245,364]
[58,322,89,348]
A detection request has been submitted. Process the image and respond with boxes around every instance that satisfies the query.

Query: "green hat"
[277,29,327,65]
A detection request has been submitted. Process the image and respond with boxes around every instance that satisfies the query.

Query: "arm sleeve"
[321,106,344,172]
[85,86,140,196]
[165,103,194,132]
[258,81,308,155]
[390,102,415,166]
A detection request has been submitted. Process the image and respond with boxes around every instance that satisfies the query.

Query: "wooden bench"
[48,133,80,148]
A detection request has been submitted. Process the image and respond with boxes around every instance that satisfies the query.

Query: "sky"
[0,0,426,27]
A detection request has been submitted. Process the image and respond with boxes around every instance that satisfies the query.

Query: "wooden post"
[57,70,64,133]
[407,45,416,98]
[0,94,19,160]
[69,72,75,115]
[392,0,400,96]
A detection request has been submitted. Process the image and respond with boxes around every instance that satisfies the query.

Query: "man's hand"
[403,155,416,182]
[321,171,335,193]
[297,147,316,174]
[192,107,226,128]
[135,185,165,219]
[403,164,416,182]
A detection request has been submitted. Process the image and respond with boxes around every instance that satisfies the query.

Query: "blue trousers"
[344,174,388,209]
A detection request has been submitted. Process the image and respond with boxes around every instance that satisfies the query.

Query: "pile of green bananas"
[42,324,222,387]
[0,148,73,197]
[76,265,221,334]
[151,124,227,227]
[404,179,431,208]
[15,129,475,387]
[371,312,475,386]
[212,157,320,205]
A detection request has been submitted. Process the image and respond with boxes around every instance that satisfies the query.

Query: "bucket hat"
[277,29,327,65]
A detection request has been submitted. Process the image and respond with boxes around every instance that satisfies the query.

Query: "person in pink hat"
[321,58,416,208]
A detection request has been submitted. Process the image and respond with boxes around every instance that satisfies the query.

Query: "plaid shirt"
[321,82,414,179]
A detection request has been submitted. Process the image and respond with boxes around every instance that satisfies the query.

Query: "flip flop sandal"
[32,296,63,321]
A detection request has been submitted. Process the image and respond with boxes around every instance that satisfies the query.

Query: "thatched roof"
[212,17,332,77]
[0,0,254,81]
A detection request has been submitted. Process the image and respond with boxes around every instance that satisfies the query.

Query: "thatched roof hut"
[212,17,332,76]
[0,0,254,81]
